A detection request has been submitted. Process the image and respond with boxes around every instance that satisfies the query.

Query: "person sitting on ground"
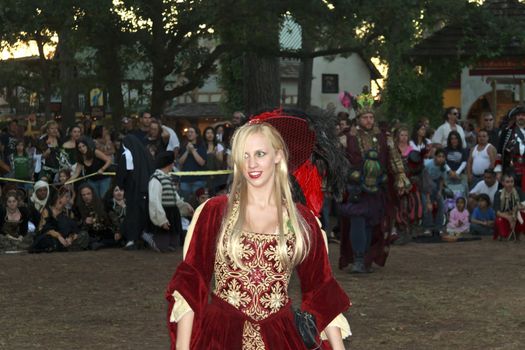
[0,191,32,252]
[470,193,495,236]
[30,188,89,253]
[493,173,525,240]
[28,180,50,229]
[445,197,470,237]
[468,168,499,211]
[148,151,194,252]
[105,184,126,244]
[75,183,118,250]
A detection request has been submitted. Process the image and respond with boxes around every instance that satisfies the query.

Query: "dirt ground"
[1,237,524,350]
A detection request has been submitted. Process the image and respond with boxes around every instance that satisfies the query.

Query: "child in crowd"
[470,193,495,236]
[446,197,470,237]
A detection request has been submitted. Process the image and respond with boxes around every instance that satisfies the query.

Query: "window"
[322,74,339,94]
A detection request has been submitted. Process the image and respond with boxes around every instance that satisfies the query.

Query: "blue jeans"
[180,180,207,201]
[422,194,444,232]
[88,177,111,198]
[349,215,373,254]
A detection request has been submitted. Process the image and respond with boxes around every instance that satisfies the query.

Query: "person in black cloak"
[116,134,154,250]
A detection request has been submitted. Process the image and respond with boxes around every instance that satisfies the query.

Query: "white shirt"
[409,139,431,152]
[122,146,134,170]
[163,125,180,151]
[432,122,467,148]
[469,180,499,204]
[518,128,525,155]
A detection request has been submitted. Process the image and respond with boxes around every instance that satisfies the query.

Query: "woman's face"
[399,130,409,144]
[113,186,124,201]
[503,176,515,192]
[71,127,81,141]
[418,125,426,137]
[36,187,48,201]
[242,132,282,190]
[48,124,58,137]
[6,196,18,210]
[450,135,459,148]
[149,123,160,138]
[77,142,88,155]
[205,129,214,142]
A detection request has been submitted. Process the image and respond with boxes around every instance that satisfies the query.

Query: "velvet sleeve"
[295,205,351,333]
[165,195,227,349]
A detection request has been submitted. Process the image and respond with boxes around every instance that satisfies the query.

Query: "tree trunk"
[297,57,313,110]
[35,35,53,120]
[297,20,315,110]
[149,4,169,117]
[97,43,125,129]
[57,28,77,128]
[243,53,280,115]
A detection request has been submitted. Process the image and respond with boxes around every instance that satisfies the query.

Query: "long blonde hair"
[217,122,311,269]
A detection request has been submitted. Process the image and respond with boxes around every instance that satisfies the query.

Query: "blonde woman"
[166,121,350,349]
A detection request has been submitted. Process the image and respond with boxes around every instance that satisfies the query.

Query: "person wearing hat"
[148,151,193,252]
[499,105,525,191]
[339,92,411,273]
[166,118,350,350]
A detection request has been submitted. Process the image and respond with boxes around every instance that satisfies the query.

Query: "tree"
[114,0,229,116]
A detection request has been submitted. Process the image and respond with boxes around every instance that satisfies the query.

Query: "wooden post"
[491,80,497,116]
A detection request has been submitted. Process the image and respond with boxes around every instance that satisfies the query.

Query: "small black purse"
[294,309,320,349]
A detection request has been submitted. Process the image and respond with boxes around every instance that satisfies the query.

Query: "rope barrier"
[1,169,234,186]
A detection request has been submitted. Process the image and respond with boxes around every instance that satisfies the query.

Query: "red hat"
[250,109,322,215]
[249,110,316,174]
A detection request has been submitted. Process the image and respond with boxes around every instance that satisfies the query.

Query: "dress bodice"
[213,230,295,322]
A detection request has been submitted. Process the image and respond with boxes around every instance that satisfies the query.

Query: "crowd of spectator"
[329,106,520,243]
[0,111,243,253]
[0,105,521,254]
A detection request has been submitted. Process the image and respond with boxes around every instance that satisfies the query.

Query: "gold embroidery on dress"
[214,230,295,321]
[242,321,265,350]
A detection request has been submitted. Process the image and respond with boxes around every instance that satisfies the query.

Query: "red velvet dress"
[166,195,350,349]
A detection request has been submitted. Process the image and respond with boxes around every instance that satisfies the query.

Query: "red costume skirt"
[192,295,323,349]
[494,215,525,239]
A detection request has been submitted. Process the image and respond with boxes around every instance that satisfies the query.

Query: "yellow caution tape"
[0,177,35,184]
[3,169,234,186]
